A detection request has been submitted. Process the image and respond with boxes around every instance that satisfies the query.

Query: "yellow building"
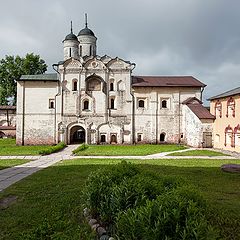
[209,87,240,152]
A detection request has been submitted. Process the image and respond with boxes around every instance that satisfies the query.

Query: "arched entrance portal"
[70,126,85,144]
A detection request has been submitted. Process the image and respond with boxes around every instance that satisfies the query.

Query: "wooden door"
[202,132,212,148]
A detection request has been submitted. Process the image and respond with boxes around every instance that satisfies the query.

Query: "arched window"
[69,48,72,57]
[80,46,82,56]
[110,82,114,91]
[234,124,240,147]
[117,80,125,91]
[90,45,92,55]
[72,80,78,91]
[161,100,167,108]
[83,100,89,110]
[100,135,106,143]
[137,133,142,142]
[110,98,115,109]
[160,133,166,142]
[110,134,117,144]
[138,100,145,108]
[86,78,101,91]
[49,99,55,109]
[215,100,222,118]
[226,97,235,117]
[225,125,233,147]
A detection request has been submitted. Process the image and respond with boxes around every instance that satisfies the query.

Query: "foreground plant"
[83,162,218,239]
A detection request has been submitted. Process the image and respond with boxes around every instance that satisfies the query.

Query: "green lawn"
[168,149,229,156]
[0,158,240,239]
[73,144,187,156]
[0,138,54,156]
[0,159,31,170]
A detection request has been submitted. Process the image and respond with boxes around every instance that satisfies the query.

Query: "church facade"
[16,21,214,147]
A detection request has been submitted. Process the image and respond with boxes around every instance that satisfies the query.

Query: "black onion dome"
[64,32,78,41]
[78,27,95,37]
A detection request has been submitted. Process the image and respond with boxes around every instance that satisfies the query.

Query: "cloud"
[0,0,240,104]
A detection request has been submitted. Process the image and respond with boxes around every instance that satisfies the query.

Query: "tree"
[0,53,47,105]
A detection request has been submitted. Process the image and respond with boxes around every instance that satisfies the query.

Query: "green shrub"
[83,161,140,217]
[72,143,89,154]
[83,162,217,239]
[83,162,182,223]
[38,142,66,155]
[115,187,218,240]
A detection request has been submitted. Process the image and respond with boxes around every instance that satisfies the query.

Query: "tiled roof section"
[19,73,58,81]
[0,126,16,130]
[0,105,16,110]
[132,76,206,87]
[185,101,215,120]
[208,86,240,100]
[182,97,202,105]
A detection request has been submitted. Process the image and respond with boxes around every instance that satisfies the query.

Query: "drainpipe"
[22,81,25,145]
[6,109,9,126]
[52,64,61,144]
[200,86,205,102]
[78,64,84,117]
[156,92,158,144]
[130,63,136,144]
[178,91,181,144]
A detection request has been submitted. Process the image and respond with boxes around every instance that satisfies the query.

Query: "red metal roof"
[187,103,215,119]
[0,126,16,130]
[0,105,16,110]
[132,76,206,87]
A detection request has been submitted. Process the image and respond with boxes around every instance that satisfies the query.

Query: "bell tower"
[78,14,97,57]
[63,21,79,60]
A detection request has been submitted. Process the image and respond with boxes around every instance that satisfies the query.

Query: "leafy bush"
[83,161,140,218]
[83,162,182,223]
[72,143,89,154]
[83,162,218,239]
[115,187,217,240]
[38,142,66,155]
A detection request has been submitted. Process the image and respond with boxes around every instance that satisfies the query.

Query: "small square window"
[49,99,55,109]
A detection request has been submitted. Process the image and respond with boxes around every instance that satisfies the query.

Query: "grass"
[168,149,229,156]
[0,158,240,239]
[0,159,31,170]
[0,138,62,156]
[73,144,187,156]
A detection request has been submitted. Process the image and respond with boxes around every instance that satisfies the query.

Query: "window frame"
[72,79,78,91]
[215,100,222,118]
[49,99,55,109]
[110,82,114,91]
[226,97,235,118]
[110,98,115,109]
[138,99,145,108]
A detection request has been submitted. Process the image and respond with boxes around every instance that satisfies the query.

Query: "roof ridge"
[208,86,240,100]
[132,75,194,78]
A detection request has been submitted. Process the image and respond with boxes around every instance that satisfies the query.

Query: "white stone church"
[16,19,215,147]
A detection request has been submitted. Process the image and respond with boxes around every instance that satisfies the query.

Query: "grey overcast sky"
[1,0,240,104]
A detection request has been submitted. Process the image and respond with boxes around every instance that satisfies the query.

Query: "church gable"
[107,57,131,70]
[101,55,112,64]
[84,58,106,70]
[63,58,82,69]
